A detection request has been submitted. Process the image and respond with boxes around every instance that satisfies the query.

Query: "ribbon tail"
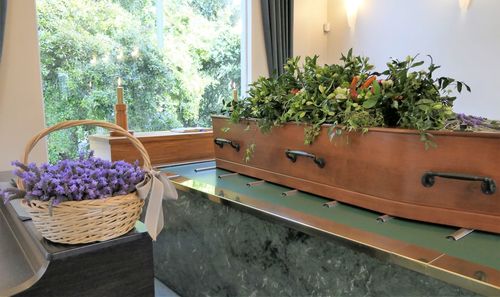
[158,173,179,200]
[144,175,164,241]
[135,174,152,199]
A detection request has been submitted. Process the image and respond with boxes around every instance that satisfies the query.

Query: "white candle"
[231,81,238,102]
[117,77,124,104]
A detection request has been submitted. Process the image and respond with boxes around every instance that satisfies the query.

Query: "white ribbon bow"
[135,170,178,240]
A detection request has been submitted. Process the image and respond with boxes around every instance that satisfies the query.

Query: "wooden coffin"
[89,130,215,166]
[211,115,500,233]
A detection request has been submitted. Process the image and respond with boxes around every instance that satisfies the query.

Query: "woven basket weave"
[18,120,152,244]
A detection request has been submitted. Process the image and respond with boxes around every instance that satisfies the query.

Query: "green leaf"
[362,98,378,109]
[418,105,430,112]
[372,80,381,95]
[413,61,424,67]
[432,103,443,110]
[416,99,434,105]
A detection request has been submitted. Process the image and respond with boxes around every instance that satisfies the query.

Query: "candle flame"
[118,77,122,86]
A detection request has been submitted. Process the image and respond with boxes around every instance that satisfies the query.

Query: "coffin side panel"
[216,158,500,233]
[212,117,500,233]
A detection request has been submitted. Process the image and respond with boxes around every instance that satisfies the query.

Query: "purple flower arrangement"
[447,113,500,131]
[1,152,145,205]
[456,113,488,127]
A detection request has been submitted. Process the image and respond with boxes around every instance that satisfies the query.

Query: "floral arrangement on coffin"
[226,49,499,150]
[1,152,144,208]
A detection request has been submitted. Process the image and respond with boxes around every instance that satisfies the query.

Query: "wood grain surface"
[212,116,500,233]
[90,131,215,166]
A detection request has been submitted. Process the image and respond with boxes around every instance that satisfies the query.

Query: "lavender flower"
[1,152,145,204]
[452,113,500,130]
[456,113,486,127]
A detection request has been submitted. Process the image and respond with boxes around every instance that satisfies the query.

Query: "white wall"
[326,0,500,119]
[0,0,47,171]
[293,0,329,65]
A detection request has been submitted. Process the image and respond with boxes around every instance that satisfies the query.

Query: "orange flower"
[349,76,360,100]
[361,75,377,89]
[350,89,359,100]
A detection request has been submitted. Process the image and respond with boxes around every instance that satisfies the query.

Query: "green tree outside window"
[37,0,241,162]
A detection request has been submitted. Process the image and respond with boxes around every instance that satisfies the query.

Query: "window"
[37,0,242,162]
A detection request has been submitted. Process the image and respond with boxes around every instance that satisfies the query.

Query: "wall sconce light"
[344,0,363,29]
[459,0,471,13]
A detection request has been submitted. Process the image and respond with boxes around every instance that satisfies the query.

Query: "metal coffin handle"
[214,138,240,152]
[421,171,496,195]
[285,149,326,168]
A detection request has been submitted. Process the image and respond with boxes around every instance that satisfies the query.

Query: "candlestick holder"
[110,103,134,137]
[111,79,133,137]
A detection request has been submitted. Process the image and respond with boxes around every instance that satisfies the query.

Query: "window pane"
[37,0,241,162]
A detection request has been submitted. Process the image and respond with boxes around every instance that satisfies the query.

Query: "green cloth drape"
[261,0,294,77]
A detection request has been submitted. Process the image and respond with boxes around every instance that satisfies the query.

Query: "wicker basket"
[18,120,152,244]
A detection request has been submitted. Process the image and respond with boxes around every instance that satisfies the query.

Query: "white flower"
[333,87,349,100]
[381,79,394,88]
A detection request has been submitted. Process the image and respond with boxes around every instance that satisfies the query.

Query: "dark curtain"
[0,0,6,62]
[261,0,294,76]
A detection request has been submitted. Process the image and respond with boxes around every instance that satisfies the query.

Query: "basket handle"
[17,120,152,190]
